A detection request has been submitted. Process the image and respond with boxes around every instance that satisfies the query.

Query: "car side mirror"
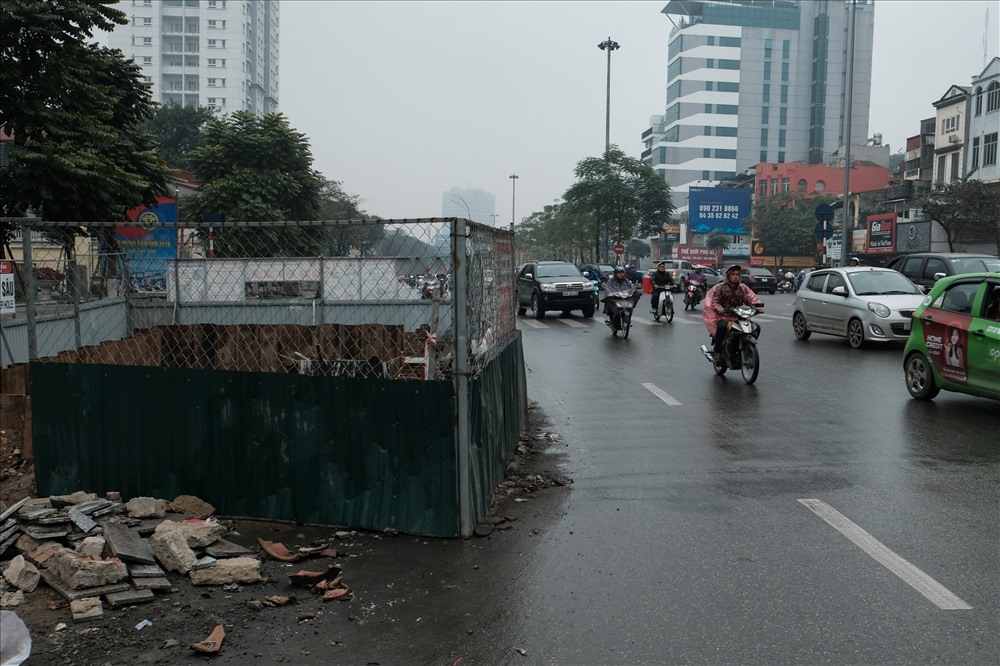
[933,272,946,281]
[831,286,848,296]
[523,273,533,280]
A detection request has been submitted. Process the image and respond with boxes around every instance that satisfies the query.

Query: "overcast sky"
[102,1,998,223]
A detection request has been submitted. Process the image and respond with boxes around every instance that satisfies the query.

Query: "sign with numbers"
[688,187,751,234]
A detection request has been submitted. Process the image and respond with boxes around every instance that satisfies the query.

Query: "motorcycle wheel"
[623,312,631,339]
[665,300,674,323]
[713,354,727,375]
[740,344,760,384]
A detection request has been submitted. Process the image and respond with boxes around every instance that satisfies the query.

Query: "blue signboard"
[688,187,752,234]
[116,198,177,293]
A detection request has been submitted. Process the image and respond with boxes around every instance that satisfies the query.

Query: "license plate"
[903,321,911,331]
[563,291,579,296]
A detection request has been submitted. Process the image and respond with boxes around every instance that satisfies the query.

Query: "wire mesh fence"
[1,218,517,378]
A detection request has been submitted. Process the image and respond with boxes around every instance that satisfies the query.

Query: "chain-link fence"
[1,218,517,378]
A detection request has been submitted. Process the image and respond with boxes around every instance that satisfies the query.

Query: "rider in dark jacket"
[650,261,675,311]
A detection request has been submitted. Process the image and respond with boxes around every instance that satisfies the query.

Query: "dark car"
[886,252,1000,293]
[516,261,596,319]
[741,267,777,294]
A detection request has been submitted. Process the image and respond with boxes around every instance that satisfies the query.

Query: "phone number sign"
[688,187,751,234]
[867,213,897,254]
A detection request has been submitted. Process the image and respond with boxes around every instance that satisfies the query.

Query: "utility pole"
[598,37,620,262]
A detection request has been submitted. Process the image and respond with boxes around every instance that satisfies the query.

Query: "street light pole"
[598,37,620,262]
[509,174,518,232]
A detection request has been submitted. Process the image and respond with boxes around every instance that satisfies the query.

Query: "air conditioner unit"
[947,134,960,144]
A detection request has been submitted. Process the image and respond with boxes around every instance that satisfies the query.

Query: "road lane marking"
[519,319,548,329]
[557,318,587,328]
[798,499,973,610]
[758,314,792,321]
[642,383,681,405]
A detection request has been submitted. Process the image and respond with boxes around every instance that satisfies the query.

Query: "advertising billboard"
[116,197,177,292]
[688,187,752,234]
[867,213,896,255]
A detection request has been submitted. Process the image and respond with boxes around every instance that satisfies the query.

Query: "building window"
[781,178,790,191]
[987,82,1000,113]
[942,115,959,134]
[762,84,770,102]
[207,58,226,67]
[770,179,779,194]
[719,59,739,70]
[703,170,711,180]
[764,61,771,81]
[707,36,715,46]
[668,80,682,101]
[936,155,946,183]
[704,148,712,158]
[720,37,740,47]
[815,180,825,192]
[761,129,768,145]
[759,180,767,198]
[142,37,151,45]
[668,35,683,60]
[762,107,769,124]
[950,153,960,181]
[782,40,790,59]
[779,108,787,126]
[975,86,983,115]
[780,85,788,103]
[716,127,737,137]
[716,149,737,159]
[716,105,738,115]
[778,152,786,163]
[781,62,789,81]
[718,82,739,92]
[984,132,998,166]
[760,151,768,163]
[705,103,713,113]
[142,76,152,83]
[668,59,682,80]
[764,38,772,58]
[208,20,226,29]
[207,39,226,48]
[142,56,152,64]
[972,137,980,168]
[706,58,715,69]
[778,129,786,147]
[207,78,226,87]
[797,179,807,192]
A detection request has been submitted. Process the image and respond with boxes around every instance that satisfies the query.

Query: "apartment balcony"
[641,148,652,160]
[904,168,920,180]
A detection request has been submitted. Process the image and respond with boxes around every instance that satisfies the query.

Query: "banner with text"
[688,187,752,234]
[116,197,177,292]
[866,213,896,255]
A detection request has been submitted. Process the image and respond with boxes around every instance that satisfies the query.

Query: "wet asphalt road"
[505,292,999,665]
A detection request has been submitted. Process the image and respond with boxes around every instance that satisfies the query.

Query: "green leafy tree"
[751,193,834,266]
[705,230,731,264]
[626,239,650,264]
[562,146,674,261]
[318,180,384,257]
[0,0,171,258]
[182,111,326,257]
[915,180,1000,253]
[144,102,216,170]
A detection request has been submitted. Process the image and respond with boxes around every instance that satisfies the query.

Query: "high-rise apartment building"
[108,0,279,116]
[442,188,497,226]
[644,0,875,214]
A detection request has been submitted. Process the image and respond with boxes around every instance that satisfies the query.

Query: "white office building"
[108,0,279,116]
[644,0,875,215]
[441,188,497,226]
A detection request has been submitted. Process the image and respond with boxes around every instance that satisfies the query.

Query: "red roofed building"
[753,161,891,200]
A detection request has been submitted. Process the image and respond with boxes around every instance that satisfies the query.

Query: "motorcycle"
[651,285,674,323]
[777,279,794,293]
[700,305,762,384]
[683,280,706,310]
[603,289,640,338]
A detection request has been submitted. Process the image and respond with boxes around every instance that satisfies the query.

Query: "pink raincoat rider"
[702,276,763,339]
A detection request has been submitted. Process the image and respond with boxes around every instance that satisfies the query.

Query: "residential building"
[903,118,936,184]
[441,188,496,226]
[753,161,890,201]
[108,0,279,116]
[966,57,1000,183]
[931,85,970,186]
[644,0,875,218]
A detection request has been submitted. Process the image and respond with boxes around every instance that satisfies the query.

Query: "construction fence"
[1,217,526,537]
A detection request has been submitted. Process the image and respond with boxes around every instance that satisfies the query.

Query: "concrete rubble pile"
[0,491,274,621]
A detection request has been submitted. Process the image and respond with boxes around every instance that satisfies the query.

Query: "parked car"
[516,261,596,319]
[695,265,724,287]
[741,267,777,294]
[902,272,1000,401]
[792,267,925,348]
[885,252,1000,293]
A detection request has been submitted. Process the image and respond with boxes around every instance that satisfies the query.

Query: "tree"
[705,230,731,264]
[751,193,834,267]
[915,180,1000,253]
[0,0,171,255]
[144,102,216,170]
[182,111,326,257]
[318,180,384,257]
[626,239,650,264]
[562,146,674,262]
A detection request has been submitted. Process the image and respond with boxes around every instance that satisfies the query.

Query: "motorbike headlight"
[867,302,891,318]
[540,284,558,292]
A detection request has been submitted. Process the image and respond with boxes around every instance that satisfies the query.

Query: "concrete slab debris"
[105,588,155,607]
[38,569,131,601]
[103,522,156,565]
[70,597,103,621]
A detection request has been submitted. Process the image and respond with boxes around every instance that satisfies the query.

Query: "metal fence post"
[70,258,82,351]
[452,217,472,537]
[23,226,38,361]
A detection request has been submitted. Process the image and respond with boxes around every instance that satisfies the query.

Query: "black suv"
[886,252,1000,292]
[516,261,596,319]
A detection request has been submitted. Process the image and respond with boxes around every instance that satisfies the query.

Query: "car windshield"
[950,257,1000,273]
[849,271,920,295]
[535,264,582,278]
[599,265,615,273]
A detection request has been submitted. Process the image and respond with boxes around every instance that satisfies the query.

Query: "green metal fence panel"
[31,362,459,536]
[467,336,526,526]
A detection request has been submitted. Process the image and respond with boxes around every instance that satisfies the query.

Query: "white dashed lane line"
[798,499,973,610]
[518,319,549,329]
[642,383,682,405]
[556,318,588,328]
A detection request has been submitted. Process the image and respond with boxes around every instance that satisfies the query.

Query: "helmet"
[726,264,742,274]
[614,266,625,273]
[657,261,666,268]
[849,257,860,265]
[693,266,703,273]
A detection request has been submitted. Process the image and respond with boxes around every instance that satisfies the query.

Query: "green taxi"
[903,272,1000,401]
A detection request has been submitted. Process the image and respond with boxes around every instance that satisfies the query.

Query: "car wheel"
[792,312,811,340]
[847,318,865,349]
[904,353,940,400]
[516,291,526,316]
[532,293,545,320]
[582,305,595,318]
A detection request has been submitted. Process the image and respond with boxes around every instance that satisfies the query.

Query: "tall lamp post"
[598,37,620,261]
[509,174,518,232]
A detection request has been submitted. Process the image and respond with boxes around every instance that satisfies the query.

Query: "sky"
[107,1,1000,223]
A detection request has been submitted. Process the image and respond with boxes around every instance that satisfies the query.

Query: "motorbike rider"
[603,266,635,315]
[650,261,675,312]
[702,265,764,358]
[686,266,707,293]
